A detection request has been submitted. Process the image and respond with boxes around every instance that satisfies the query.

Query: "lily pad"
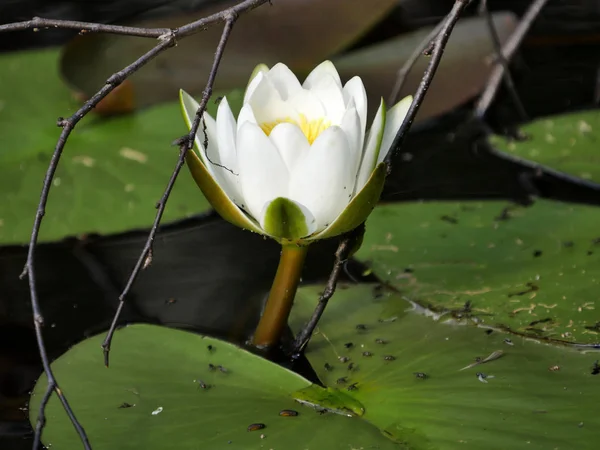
[29,324,402,449]
[354,200,600,343]
[291,284,600,449]
[60,0,398,110]
[0,49,227,245]
[489,109,600,184]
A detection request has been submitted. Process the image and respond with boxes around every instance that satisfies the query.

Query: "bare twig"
[101,16,240,367]
[292,0,473,358]
[477,0,528,121]
[7,1,269,449]
[291,225,364,358]
[474,0,549,118]
[385,0,473,167]
[0,16,170,37]
[388,18,446,105]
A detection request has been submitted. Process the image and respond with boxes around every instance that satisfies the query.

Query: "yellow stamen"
[260,113,331,145]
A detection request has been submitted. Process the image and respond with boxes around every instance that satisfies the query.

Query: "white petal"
[287,89,325,121]
[246,73,297,124]
[268,123,309,173]
[237,122,290,222]
[244,68,267,104]
[303,60,342,90]
[343,76,368,144]
[355,98,385,192]
[237,104,257,131]
[305,74,346,124]
[214,97,243,204]
[378,95,412,164]
[266,63,302,101]
[339,105,362,178]
[289,126,354,231]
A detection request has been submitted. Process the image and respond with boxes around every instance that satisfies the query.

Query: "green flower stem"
[252,244,309,348]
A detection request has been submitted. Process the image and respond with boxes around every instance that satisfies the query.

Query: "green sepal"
[262,197,311,243]
[178,89,263,234]
[308,163,387,242]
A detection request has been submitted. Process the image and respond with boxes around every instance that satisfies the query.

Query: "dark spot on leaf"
[207,345,214,352]
[592,361,600,375]
[279,410,299,417]
[355,324,367,331]
[208,363,216,371]
[336,377,347,384]
[118,402,134,409]
[440,215,458,224]
[404,267,414,273]
[247,423,266,432]
[347,382,359,391]
[344,342,354,349]
[584,322,600,332]
[375,338,388,345]
[588,250,594,256]
[563,241,574,248]
[485,329,494,335]
[529,317,552,326]
[217,365,229,373]
[338,356,350,363]
[384,355,396,361]
[494,207,512,221]
[348,363,357,371]
[324,363,333,372]
[503,338,514,346]
[508,282,539,298]
[414,372,428,379]
[533,250,543,257]
[362,351,373,357]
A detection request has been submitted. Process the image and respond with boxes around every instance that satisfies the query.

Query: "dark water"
[1,1,600,449]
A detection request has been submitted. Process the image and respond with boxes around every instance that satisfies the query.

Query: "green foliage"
[355,200,600,343]
[291,284,600,449]
[489,109,600,184]
[0,49,246,244]
[30,325,402,449]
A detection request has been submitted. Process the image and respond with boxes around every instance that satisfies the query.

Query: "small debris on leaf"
[247,423,266,432]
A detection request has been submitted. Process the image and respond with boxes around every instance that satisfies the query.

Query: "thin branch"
[474,0,549,119]
[388,18,445,105]
[385,0,473,167]
[0,17,170,37]
[9,1,269,449]
[477,0,528,121]
[101,16,240,367]
[292,0,473,359]
[291,225,364,358]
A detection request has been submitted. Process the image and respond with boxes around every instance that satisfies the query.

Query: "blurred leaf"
[30,324,403,449]
[60,0,398,110]
[334,12,518,121]
[290,284,600,449]
[354,200,600,343]
[489,109,600,184]
[0,49,239,245]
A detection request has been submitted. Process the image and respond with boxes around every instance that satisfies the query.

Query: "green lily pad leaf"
[354,200,600,343]
[0,49,231,245]
[30,324,403,449]
[291,284,600,449]
[489,110,600,184]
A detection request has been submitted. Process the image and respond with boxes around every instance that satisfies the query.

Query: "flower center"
[260,114,331,145]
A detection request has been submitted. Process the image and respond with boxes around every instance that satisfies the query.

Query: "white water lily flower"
[180,61,412,245]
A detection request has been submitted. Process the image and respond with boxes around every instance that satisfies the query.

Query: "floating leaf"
[291,284,600,449]
[0,49,234,244]
[353,200,600,343]
[333,13,518,120]
[489,109,600,184]
[60,0,398,111]
[29,324,402,449]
